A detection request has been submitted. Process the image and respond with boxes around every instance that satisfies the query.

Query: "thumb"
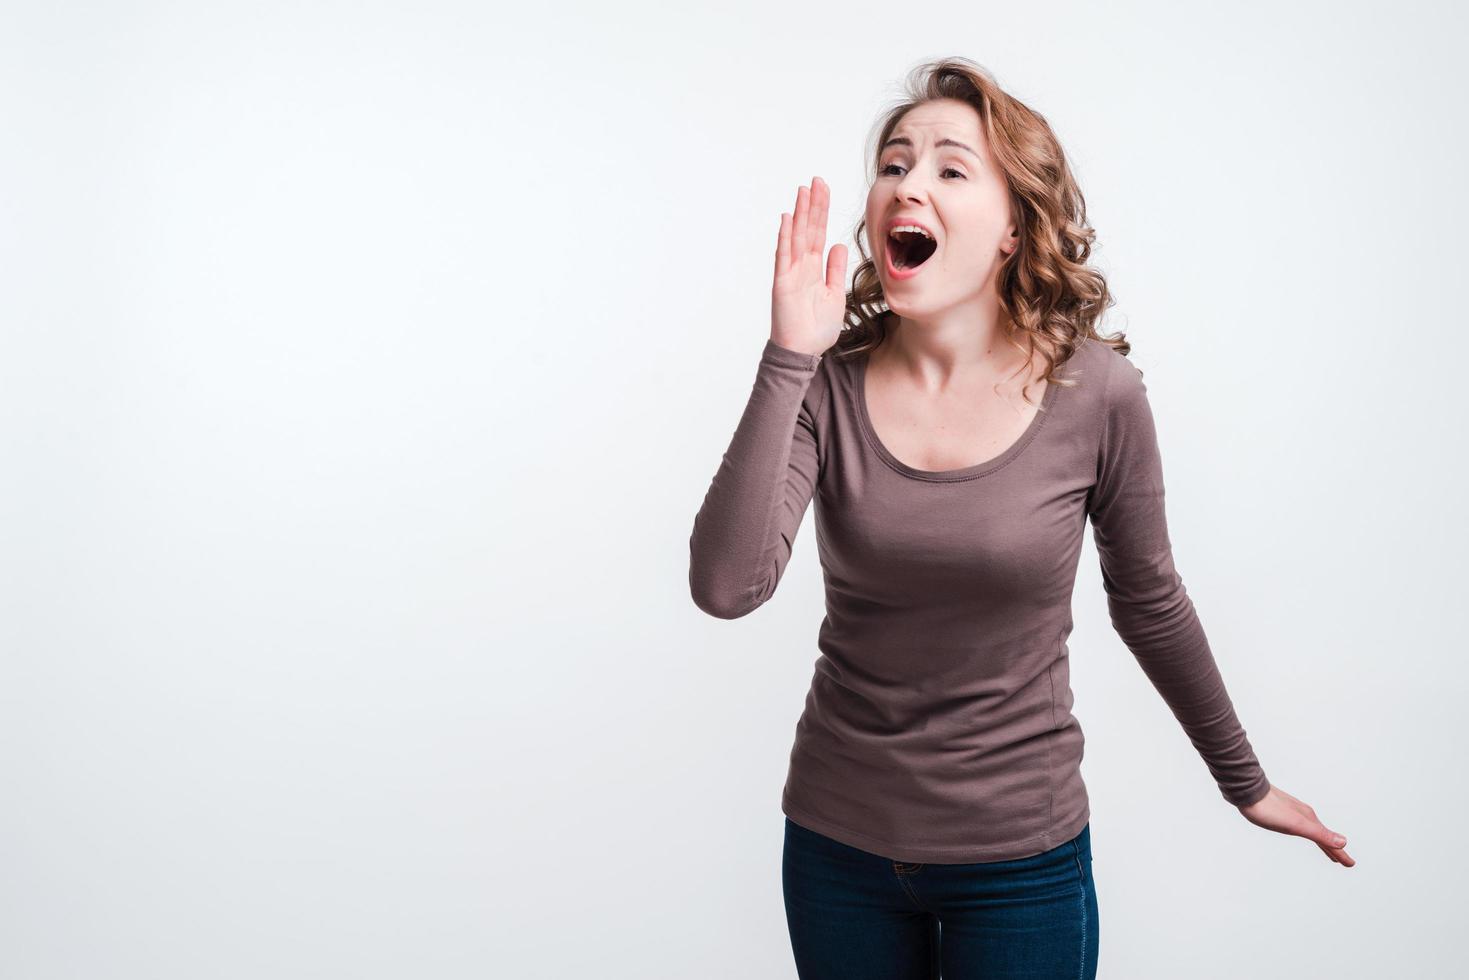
[826,244,848,293]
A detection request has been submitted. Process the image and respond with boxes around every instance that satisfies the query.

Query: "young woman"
[688,57,1352,980]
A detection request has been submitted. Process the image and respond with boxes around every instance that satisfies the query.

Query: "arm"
[1087,353,1271,808]
[688,338,824,620]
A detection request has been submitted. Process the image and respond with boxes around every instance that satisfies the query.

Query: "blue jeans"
[782,817,1098,979]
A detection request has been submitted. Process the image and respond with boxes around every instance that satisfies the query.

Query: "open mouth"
[887,229,938,272]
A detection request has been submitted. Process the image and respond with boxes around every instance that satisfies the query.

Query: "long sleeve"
[1087,354,1271,808]
[689,339,825,620]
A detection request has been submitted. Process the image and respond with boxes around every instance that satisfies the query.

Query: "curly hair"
[836,57,1129,389]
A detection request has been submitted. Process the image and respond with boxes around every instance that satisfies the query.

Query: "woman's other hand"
[771,176,848,358]
[1239,784,1355,867]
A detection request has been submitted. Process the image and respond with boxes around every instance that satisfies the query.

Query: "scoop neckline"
[852,347,1060,483]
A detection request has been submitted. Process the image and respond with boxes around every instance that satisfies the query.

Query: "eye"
[880,163,967,179]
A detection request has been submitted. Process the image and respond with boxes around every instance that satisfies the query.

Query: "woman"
[688,57,1352,980]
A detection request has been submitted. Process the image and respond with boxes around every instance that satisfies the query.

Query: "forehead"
[890,99,982,142]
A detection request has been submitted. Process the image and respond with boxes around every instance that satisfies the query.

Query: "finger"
[810,176,828,257]
[793,184,811,259]
[1312,822,1348,851]
[775,212,791,278]
[1315,839,1356,867]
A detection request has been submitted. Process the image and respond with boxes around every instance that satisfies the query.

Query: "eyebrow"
[881,136,980,161]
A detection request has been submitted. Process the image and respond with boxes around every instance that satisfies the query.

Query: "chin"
[883,294,941,320]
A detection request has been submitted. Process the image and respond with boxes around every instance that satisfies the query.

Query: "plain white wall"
[3,1,1465,977]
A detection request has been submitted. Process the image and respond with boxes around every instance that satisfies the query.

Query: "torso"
[862,338,1050,474]
[783,334,1100,862]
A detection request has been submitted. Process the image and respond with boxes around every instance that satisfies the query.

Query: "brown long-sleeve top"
[688,329,1271,864]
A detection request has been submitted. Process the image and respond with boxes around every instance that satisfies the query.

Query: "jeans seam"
[1072,838,1087,979]
[891,863,930,912]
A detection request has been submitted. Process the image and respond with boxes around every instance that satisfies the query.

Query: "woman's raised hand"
[1238,784,1356,867]
[771,177,848,358]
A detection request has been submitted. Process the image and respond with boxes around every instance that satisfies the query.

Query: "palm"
[771,177,848,357]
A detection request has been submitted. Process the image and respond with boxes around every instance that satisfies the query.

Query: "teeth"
[890,224,933,239]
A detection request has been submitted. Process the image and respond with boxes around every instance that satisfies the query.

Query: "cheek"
[944,204,1010,254]
[863,190,882,232]
[865,206,889,252]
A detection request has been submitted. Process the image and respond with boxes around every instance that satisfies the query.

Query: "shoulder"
[1063,336,1140,405]
[1066,339,1156,455]
[1071,337,1145,407]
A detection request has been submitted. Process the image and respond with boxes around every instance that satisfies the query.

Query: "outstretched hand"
[771,176,848,358]
[1239,784,1355,867]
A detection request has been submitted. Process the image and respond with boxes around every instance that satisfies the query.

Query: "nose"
[893,168,929,205]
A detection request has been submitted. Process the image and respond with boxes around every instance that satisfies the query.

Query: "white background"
[3,1,1465,977]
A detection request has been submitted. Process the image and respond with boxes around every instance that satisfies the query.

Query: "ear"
[1002,225,1019,254]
